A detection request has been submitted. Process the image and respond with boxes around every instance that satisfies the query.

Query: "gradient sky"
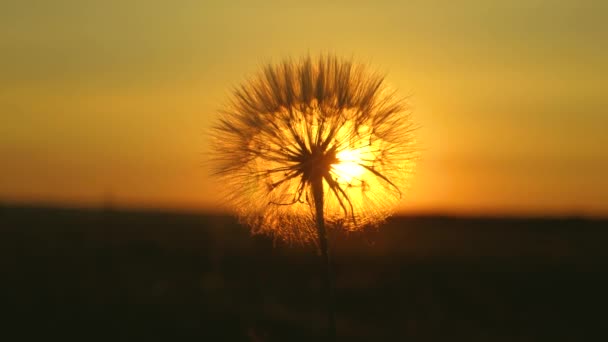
[1,0,607,216]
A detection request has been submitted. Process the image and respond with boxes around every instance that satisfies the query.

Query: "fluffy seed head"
[211,55,416,243]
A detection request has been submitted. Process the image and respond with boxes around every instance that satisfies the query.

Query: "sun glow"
[332,148,367,183]
[329,123,376,186]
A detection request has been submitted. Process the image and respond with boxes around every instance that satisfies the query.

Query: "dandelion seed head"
[211,55,417,243]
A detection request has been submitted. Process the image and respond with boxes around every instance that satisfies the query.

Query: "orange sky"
[1,1,607,217]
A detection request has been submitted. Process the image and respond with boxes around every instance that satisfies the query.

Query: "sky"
[1,0,607,217]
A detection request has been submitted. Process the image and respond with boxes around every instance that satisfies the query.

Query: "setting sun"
[332,148,366,184]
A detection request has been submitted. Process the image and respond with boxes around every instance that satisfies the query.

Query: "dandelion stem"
[312,176,336,341]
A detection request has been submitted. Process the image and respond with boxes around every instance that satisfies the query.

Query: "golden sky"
[1,0,607,216]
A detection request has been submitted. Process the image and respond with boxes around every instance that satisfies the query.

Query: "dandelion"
[212,55,416,241]
[210,54,416,339]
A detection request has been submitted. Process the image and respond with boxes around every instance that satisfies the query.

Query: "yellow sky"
[1,1,607,216]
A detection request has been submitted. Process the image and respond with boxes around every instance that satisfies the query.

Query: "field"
[1,205,607,341]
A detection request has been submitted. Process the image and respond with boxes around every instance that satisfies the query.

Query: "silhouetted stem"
[312,177,336,341]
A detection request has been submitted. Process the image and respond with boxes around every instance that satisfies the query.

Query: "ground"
[1,205,607,341]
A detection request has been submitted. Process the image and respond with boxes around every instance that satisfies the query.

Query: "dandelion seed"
[211,55,416,244]
[211,54,417,340]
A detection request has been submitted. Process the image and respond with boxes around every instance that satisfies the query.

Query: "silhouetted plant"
[211,54,416,340]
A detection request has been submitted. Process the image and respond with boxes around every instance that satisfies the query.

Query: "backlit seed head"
[211,55,417,243]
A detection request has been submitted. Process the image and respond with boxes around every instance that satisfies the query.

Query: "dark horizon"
[2,200,607,341]
[3,200,607,222]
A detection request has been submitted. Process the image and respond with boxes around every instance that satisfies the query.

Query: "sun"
[332,148,366,183]
[329,123,375,185]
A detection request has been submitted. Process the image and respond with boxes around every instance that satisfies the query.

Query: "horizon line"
[2,200,606,221]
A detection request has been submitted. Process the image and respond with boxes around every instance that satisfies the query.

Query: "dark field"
[1,205,607,341]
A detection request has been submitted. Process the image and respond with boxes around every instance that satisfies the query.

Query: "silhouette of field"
[1,205,607,341]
